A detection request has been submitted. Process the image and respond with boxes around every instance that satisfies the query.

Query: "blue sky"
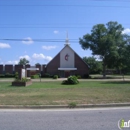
[0,0,130,65]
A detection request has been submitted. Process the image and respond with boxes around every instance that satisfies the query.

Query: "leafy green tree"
[119,35,130,74]
[83,56,102,74]
[18,58,29,65]
[79,21,125,78]
[109,34,130,74]
[35,63,41,66]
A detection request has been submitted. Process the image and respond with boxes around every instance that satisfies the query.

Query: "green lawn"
[0,81,130,105]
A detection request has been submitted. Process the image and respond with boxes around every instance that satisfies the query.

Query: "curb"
[0,103,130,109]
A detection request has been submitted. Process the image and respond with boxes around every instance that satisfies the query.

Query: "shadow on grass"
[7,85,27,88]
[101,81,130,84]
[92,77,123,79]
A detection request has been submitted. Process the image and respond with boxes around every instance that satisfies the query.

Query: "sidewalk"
[0,103,130,109]
[0,78,130,82]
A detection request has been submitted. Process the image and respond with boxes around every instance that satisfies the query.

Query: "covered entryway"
[65,71,70,78]
[58,68,77,78]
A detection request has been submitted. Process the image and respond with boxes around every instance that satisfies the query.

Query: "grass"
[0,81,130,105]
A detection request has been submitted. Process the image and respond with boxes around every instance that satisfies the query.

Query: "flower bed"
[12,80,32,87]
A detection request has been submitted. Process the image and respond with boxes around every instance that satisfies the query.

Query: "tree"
[18,58,29,65]
[83,56,102,74]
[119,35,130,74]
[35,63,41,66]
[79,21,125,78]
[108,34,130,74]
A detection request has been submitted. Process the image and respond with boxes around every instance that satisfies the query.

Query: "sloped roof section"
[46,44,89,68]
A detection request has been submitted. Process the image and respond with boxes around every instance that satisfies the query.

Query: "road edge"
[0,103,130,109]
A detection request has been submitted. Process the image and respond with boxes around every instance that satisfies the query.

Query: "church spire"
[64,31,70,46]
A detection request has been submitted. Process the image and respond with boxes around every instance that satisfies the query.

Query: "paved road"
[0,107,129,130]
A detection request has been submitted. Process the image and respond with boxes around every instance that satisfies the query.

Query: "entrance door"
[65,71,70,78]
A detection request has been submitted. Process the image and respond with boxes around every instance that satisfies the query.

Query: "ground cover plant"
[62,76,79,85]
[0,81,130,105]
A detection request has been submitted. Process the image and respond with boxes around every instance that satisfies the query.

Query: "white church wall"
[60,46,74,68]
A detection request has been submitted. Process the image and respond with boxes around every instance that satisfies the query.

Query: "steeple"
[64,31,70,46]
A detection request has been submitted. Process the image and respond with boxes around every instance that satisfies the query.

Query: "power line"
[0,23,124,25]
[87,0,130,1]
[0,23,129,29]
[0,26,93,29]
[0,25,130,29]
[0,23,130,26]
[0,4,130,8]
[0,39,79,43]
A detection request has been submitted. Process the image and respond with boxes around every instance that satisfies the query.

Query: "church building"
[45,36,89,78]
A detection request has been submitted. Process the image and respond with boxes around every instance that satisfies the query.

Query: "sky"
[0,0,130,65]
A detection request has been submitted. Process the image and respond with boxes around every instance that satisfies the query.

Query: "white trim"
[26,68,39,70]
[58,68,77,70]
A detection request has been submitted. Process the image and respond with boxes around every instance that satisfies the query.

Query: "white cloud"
[32,53,52,61]
[6,60,19,64]
[53,30,59,34]
[42,45,57,50]
[22,37,34,45]
[0,43,11,49]
[122,28,130,34]
[19,55,31,60]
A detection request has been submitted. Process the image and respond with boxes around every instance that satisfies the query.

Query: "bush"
[42,73,53,78]
[31,74,39,79]
[62,76,79,85]
[76,75,81,79]
[21,78,30,82]
[53,75,58,79]
[15,72,19,80]
[83,73,91,79]
[0,74,5,78]
[5,73,15,78]
[15,78,30,82]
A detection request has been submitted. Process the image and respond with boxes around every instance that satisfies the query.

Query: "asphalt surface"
[0,107,130,130]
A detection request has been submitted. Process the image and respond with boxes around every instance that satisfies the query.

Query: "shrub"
[83,73,91,79]
[0,74,5,78]
[62,75,79,85]
[5,73,15,78]
[15,72,19,79]
[14,77,31,82]
[62,80,68,84]
[76,75,81,79]
[31,74,39,79]
[42,73,52,78]
[53,75,58,79]
[21,78,30,82]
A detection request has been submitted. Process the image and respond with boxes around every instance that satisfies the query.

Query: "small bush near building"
[0,74,5,78]
[5,73,15,78]
[42,73,53,78]
[62,75,79,85]
[83,73,91,79]
[76,75,81,79]
[53,75,58,79]
[31,74,39,79]
[15,72,18,80]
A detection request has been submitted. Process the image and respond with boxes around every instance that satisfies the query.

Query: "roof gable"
[46,44,89,67]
